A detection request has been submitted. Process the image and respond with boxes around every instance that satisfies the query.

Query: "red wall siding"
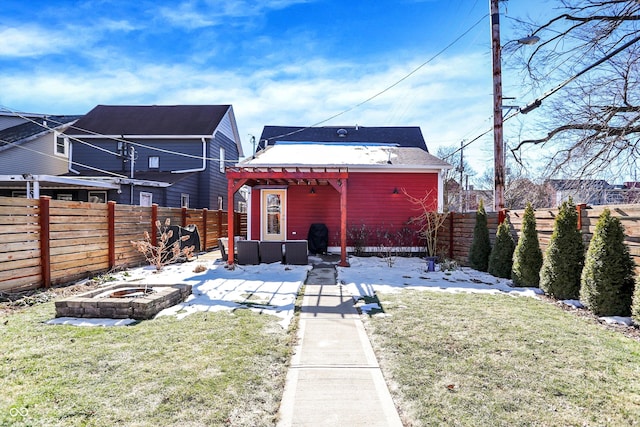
[345,172,438,246]
[249,172,439,246]
[287,185,341,242]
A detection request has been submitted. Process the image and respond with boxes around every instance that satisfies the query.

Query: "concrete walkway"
[277,262,403,427]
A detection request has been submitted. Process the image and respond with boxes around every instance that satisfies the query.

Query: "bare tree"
[509,0,640,179]
[477,168,553,209]
[437,145,476,211]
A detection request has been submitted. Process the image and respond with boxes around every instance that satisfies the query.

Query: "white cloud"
[0,26,78,57]
[157,0,315,29]
[0,49,495,175]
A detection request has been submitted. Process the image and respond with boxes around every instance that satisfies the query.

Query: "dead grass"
[0,301,292,426]
[365,291,640,426]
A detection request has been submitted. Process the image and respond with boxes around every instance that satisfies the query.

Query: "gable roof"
[258,126,429,152]
[239,142,451,171]
[68,105,232,136]
[0,115,81,151]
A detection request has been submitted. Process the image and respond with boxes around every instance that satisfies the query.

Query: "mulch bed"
[538,295,640,343]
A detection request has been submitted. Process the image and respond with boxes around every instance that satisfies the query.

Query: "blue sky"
[0,0,547,177]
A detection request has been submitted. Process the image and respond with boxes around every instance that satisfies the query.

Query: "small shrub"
[488,218,515,279]
[193,264,207,273]
[580,209,635,316]
[131,218,195,271]
[469,199,491,272]
[347,223,370,256]
[539,199,584,300]
[404,189,448,258]
[439,258,458,272]
[512,203,543,287]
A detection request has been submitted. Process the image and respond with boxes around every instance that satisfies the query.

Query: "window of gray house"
[55,135,68,156]
[181,193,190,208]
[217,196,223,210]
[149,156,160,169]
[219,147,225,173]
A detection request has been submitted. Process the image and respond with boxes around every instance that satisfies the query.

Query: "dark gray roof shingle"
[0,115,81,148]
[258,125,429,151]
[68,105,231,136]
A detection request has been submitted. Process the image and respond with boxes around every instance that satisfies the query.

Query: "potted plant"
[404,189,449,271]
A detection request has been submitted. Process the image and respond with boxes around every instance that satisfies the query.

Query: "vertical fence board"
[0,197,42,291]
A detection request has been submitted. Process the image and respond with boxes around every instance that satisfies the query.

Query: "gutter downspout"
[171,138,208,174]
[68,141,80,175]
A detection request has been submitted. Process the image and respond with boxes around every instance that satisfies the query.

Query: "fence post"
[217,209,224,240]
[202,208,208,250]
[39,196,51,288]
[181,207,187,227]
[577,203,587,231]
[448,212,454,260]
[151,204,158,247]
[498,208,507,224]
[108,201,116,269]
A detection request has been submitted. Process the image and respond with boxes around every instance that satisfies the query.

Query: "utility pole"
[459,140,464,212]
[490,0,505,212]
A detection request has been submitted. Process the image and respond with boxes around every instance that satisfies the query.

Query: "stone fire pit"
[55,283,192,320]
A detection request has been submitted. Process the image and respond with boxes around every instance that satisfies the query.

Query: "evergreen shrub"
[539,199,584,300]
[488,217,515,279]
[469,199,491,272]
[580,209,635,316]
[512,203,543,287]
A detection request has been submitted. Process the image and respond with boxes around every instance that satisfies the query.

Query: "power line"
[261,13,490,144]
[0,137,127,178]
[2,13,491,163]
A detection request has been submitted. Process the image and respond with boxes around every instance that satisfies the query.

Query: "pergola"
[226,167,350,267]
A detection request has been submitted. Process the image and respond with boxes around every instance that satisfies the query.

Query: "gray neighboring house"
[63,104,244,209]
[0,113,119,199]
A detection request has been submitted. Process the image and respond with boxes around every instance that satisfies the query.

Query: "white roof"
[240,142,452,170]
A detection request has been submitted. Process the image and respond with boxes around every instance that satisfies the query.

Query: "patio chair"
[259,241,283,264]
[237,240,260,265]
[218,239,228,261]
[284,240,308,265]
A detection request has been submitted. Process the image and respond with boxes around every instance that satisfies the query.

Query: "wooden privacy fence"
[0,196,247,292]
[3,195,640,292]
[441,203,640,271]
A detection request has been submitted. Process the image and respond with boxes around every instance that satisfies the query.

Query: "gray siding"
[0,134,69,175]
[207,131,240,210]
[167,173,199,208]
[70,138,205,175]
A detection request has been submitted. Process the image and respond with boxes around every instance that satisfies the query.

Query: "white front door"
[261,189,286,241]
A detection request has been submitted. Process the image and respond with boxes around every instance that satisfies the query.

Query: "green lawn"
[365,291,640,427]
[3,285,640,427]
[1,303,292,426]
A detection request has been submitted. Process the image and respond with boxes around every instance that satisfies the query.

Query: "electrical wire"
[0,137,127,178]
[2,12,491,163]
[261,13,491,144]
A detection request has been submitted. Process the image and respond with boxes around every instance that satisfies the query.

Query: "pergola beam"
[225,167,349,267]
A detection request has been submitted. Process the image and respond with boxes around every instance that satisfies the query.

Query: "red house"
[226,126,452,266]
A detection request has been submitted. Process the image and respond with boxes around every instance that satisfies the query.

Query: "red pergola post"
[227,180,235,264]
